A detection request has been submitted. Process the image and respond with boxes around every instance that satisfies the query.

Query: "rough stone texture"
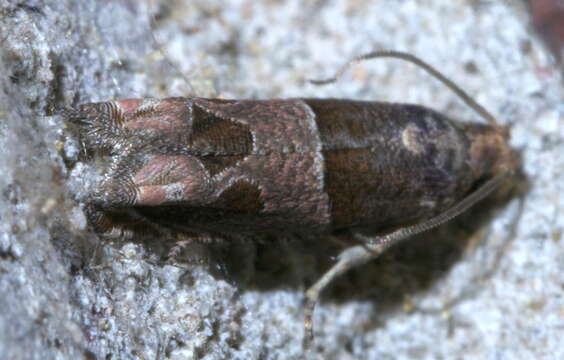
[0,0,562,359]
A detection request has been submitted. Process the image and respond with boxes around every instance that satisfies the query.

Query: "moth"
[62,51,519,348]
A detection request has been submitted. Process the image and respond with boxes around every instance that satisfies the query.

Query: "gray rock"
[0,1,562,359]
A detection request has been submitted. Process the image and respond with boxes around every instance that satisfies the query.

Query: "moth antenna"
[147,0,196,95]
[310,50,497,125]
[303,169,514,350]
[366,170,513,248]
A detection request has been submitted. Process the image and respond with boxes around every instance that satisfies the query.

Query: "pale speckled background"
[0,1,562,359]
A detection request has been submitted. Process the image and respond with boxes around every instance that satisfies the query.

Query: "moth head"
[465,123,520,181]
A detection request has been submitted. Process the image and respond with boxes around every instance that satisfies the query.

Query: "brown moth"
[62,51,519,349]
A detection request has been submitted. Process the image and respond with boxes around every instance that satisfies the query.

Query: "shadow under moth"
[61,51,519,349]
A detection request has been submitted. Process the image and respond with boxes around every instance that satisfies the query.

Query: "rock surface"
[0,1,562,359]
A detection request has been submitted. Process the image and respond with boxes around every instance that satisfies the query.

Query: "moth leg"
[84,201,173,241]
[167,237,214,267]
[167,232,221,259]
[303,240,379,349]
[303,171,512,349]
